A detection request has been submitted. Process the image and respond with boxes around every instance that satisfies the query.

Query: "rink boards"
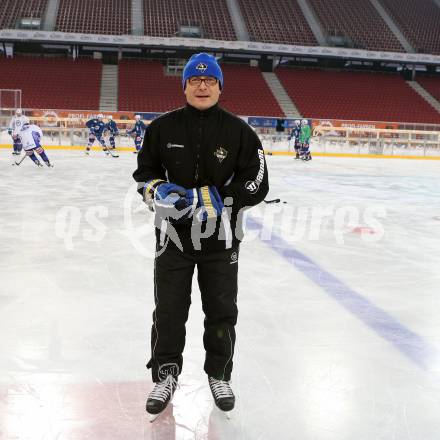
[1,143,440,160]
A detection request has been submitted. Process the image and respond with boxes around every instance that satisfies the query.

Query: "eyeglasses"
[188,76,218,87]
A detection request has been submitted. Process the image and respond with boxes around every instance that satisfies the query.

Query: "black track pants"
[147,241,239,382]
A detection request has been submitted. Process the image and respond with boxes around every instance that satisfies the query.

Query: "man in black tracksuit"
[133,53,269,418]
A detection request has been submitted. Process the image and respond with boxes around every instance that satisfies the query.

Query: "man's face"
[184,76,221,110]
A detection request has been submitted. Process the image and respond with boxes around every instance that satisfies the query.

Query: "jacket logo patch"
[196,62,208,73]
[167,143,184,149]
[245,180,259,194]
[214,147,228,163]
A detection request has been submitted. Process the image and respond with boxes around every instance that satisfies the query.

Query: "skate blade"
[149,412,161,423]
[216,407,233,419]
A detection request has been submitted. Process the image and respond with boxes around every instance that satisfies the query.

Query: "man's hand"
[151,182,194,222]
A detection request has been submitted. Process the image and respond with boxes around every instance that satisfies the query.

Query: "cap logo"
[196,62,208,73]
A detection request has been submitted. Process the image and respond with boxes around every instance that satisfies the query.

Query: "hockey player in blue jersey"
[85,114,109,155]
[105,115,119,150]
[288,119,301,159]
[127,114,147,154]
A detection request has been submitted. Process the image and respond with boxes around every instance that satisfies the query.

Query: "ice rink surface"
[1,149,440,440]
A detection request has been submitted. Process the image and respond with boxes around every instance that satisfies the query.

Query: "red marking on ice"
[351,226,376,234]
[0,379,221,439]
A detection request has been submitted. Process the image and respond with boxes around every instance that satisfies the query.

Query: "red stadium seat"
[308,0,404,52]
[143,0,236,41]
[118,60,185,112]
[118,60,284,117]
[237,0,317,45]
[0,0,47,30]
[380,0,440,55]
[276,68,440,124]
[56,0,131,35]
[0,56,102,110]
[219,65,284,117]
[417,76,440,103]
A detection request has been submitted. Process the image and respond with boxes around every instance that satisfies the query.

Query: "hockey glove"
[195,186,224,222]
[144,180,194,222]
[8,129,12,135]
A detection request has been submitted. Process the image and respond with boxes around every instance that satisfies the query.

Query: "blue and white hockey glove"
[144,180,194,222]
[195,186,224,222]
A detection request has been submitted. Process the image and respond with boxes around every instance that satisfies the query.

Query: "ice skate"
[146,375,178,422]
[208,376,235,415]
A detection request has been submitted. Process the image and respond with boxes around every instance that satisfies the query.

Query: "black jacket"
[133,103,269,252]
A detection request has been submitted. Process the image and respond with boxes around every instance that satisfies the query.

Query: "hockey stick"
[263,198,281,204]
[106,147,119,158]
[95,132,119,158]
[106,131,120,157]
[12,154,27,166]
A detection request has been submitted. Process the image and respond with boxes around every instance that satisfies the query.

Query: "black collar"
[184,103,219,118]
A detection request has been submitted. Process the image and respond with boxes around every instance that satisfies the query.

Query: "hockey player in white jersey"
[8,109,29,155]
[18,122,53,167]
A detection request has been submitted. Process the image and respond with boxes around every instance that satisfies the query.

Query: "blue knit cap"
[182,53,223,90]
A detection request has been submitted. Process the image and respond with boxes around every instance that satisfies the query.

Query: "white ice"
[1,149,440,440]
